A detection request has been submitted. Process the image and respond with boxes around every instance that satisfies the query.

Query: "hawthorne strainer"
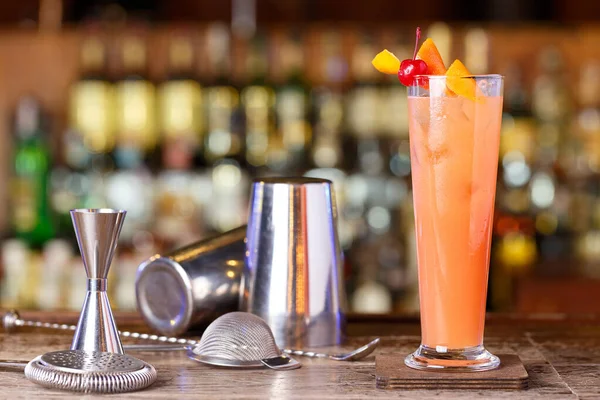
[186,312,300,370]
[0,350,157,393]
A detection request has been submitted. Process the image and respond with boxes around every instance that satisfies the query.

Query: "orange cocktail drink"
[405,75,503,371]
[371,26,503,371]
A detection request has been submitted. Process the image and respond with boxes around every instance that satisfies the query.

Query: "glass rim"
[70,208,127,214]
[413,74,504,80]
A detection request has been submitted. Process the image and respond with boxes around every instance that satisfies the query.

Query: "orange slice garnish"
[416,38,446,75]
[371,49,401,75]
[445,59,478,101]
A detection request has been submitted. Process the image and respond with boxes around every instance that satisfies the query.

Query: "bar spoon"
[3,310,379,361]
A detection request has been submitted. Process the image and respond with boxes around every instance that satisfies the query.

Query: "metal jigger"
[70,209,126,354]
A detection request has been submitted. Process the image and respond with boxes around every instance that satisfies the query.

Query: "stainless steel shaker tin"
[242,177,347,348]
[135,226,246,336]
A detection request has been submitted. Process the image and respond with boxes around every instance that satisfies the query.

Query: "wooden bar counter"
[1,312,599,399]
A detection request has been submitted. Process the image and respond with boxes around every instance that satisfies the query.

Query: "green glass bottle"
[11,96,55,248]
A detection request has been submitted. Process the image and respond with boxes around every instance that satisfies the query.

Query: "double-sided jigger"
[0,209,157,393]
[70,208,126,353]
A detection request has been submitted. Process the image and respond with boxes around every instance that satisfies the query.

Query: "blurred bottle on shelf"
[113,34,158,166]
[68,34,115,163]
[378,30,411,227]
[38,239,73,310]
[309,86,344,170]
[577,181,600,279]
[154,168,202,247]
[573,62,600,276]
[344,31,382,293]
[497,63,536,229]
[68,254,87,310]
[203,25,250,233]
[204,23,243,166]
[345,31,387,244]
[16,245,43,309]
[530,47,572,272]
[274,30,311,173]
[310,89,343,171]
[491,63,537,310]
[11,96,55,248]
[345,31,410,312]
[107,34,156,243]
[426,22,452,67]
[208,159,249,233]
[399,195,419,312]
[352,279,393,314]
[158,34,204,170]
[310,30,347,172]
[463,27,489,75]
[376,32,412,308]
[345,31,383,175]
[499,64,536,168]
[1,239,29,308]
[113,248,139,310]
[306,30,353,252]
[575,62,600,176]
[155,35,204,247]
[532,46,571,166]
[350,238,393,314]
[57,34,115,237]
[242,32,276,172]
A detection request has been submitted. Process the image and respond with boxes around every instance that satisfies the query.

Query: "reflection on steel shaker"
[241,177,347,347]
[135,226,246,336]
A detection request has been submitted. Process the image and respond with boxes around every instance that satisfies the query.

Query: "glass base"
[405,344,500,372]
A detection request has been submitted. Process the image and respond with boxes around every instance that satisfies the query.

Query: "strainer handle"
[3,310,199,346]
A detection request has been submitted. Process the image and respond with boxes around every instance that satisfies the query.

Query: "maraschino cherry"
[398,27,428,86]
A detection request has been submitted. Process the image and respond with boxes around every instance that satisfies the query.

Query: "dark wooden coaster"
[376,353,528,390]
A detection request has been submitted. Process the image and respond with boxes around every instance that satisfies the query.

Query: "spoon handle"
[281,349,329,359]
[0,360,27,369]
[124,344,188,351]
[2,310,199,346]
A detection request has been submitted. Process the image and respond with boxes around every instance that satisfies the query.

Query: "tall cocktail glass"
[405,75,503,371]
